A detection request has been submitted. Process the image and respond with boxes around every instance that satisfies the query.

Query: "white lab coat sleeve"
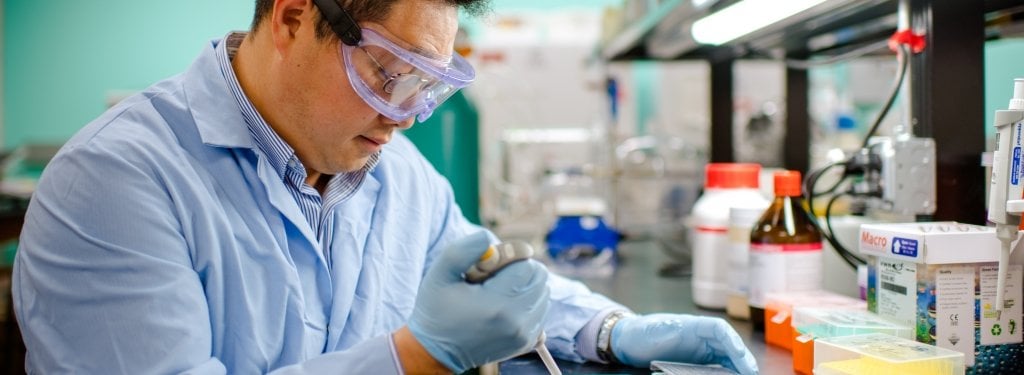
[13,139,401,375]
[14,138,222,374]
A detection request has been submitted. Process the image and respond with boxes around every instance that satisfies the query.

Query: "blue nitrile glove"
[408,231,551,373]
[611,314,759,375]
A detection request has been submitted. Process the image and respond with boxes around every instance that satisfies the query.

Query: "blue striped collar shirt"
[217,32,380,249]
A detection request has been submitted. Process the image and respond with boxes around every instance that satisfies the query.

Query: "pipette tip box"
[814,333,965,375]
[791,308,912,374]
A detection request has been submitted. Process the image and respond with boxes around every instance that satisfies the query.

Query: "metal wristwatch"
[596,310,632,364]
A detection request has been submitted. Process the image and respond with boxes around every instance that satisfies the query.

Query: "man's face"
[279,0,459,175]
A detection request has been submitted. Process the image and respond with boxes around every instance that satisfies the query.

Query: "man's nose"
[383,114,415,130]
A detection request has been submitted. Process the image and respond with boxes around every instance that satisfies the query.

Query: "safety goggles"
[312,0,475,122]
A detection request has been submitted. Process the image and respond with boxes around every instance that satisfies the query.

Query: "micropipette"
[466,241,562,375]
[987,77,1024,319]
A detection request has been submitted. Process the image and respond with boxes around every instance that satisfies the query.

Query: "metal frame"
[908,0,987,223]
[710,57,734,163]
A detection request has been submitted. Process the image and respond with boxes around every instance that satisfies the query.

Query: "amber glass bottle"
[747,171,823,331]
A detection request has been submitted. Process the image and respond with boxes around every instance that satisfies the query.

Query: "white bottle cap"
[1011,78,1024,110]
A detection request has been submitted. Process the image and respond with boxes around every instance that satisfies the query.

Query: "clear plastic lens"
[341,28,474,122]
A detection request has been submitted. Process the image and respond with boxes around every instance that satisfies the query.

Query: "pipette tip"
[535,333,562,375]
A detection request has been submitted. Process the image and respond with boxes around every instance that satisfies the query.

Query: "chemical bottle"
[690,163,768,309]
[726,205,769,320]
[748,170,823,331]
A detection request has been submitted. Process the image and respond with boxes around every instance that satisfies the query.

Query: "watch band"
[596,310,631,364]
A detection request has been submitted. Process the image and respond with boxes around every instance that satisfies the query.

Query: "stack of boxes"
[858,222,1023,373]
[748,221,1023,373]
[792,308,912,374]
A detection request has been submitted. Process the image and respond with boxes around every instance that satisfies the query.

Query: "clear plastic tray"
[793,308,912,340]
[814,333,965,375]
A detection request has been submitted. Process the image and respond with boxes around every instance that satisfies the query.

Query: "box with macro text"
[859,222,1023,373]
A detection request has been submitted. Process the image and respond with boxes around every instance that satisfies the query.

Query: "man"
[12,0,759,374]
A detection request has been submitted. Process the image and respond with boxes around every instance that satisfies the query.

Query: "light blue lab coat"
[12,38,622,374]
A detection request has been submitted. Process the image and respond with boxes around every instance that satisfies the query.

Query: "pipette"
[986,78,1024,319]
[466,241,562,375]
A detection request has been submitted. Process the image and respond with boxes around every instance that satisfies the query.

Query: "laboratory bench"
[499,239,794,374]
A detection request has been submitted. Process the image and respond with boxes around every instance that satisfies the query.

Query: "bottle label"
[748,242,824,308]
[692,227,730,308]
[727,227,754,295]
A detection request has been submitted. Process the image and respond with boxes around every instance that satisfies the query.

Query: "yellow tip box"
[814,333,965,375]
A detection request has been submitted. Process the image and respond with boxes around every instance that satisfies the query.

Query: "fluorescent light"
[691,0,828,45]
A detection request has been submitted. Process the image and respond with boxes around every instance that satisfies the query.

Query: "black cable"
[804,161,848,222]
[802,168,864,269]
[807,43,910,269]
[825,193,867,266]
[800,196,859,270]
[861,44,911,149]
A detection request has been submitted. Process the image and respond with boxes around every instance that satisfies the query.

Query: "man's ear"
[269,0,315,55]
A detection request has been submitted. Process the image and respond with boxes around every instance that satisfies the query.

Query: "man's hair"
[251,0,489,39]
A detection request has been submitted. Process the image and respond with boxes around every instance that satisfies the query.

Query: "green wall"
[3,0,619,149]
[3,0,253,148]
[985,39,1024,137]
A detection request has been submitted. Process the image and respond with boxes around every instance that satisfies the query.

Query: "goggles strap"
[312,0,362,45]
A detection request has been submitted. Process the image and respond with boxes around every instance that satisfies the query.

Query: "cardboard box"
[859,222,1023,371]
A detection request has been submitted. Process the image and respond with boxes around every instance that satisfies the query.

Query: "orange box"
[792,333,815,375]
[763,291,863,351]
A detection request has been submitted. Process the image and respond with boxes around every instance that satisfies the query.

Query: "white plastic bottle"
[726,205,769,319]
[689,163,769,309]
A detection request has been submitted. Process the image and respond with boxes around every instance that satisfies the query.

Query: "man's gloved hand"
[408,231,551,373]
[611,313,759,375]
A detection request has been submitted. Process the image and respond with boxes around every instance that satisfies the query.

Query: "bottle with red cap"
[748,170,824,331]
[689,163,769,310]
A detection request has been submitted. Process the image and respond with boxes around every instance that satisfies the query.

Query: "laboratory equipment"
[614,135,704,243]
[792,308,912,375]
[858,222,1023,370]
[467,242,561,375]
[749,171,823,331]
[814,333,965,375]
[987,77,1024,321]
[690,163,768,309]
[544,197,621,277]
[725,205,769,320]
